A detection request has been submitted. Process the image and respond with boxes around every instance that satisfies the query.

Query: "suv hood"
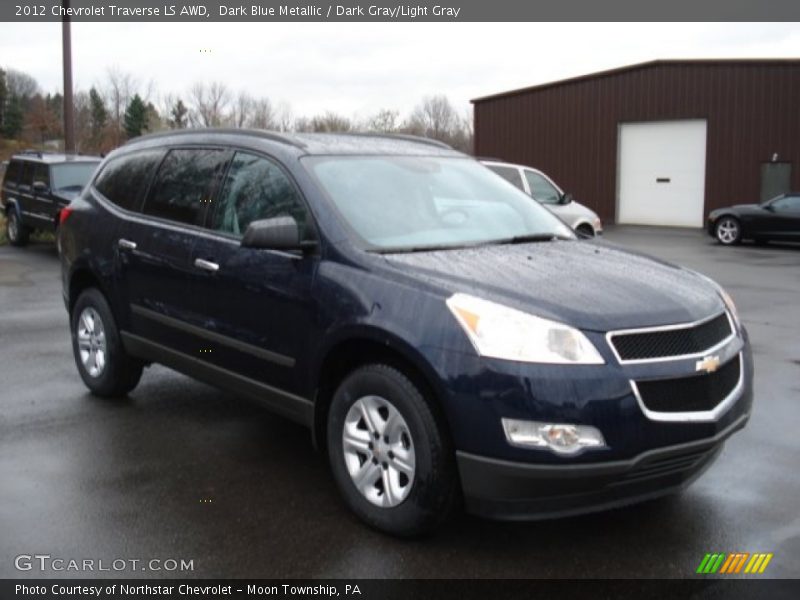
[382,240,723,332]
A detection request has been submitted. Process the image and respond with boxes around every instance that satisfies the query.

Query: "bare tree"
[232,91,254,128]
[365,108,399,132]
[105,67,137,144]
[309,111,352,133]
[4,68,40,99]
[188,81,231,128]
[250,98,275,129]
[274,101,293,132]
[406,95,459,141]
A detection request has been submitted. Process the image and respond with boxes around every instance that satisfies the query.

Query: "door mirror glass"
[242,216,303,250]
[560,192,574,205]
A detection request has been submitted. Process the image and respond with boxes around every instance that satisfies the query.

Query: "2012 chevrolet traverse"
[59,130,753,536]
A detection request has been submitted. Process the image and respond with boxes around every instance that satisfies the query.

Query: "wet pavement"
[0,227,798,579]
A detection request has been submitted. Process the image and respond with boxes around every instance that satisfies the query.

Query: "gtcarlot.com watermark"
[14,554,194,573]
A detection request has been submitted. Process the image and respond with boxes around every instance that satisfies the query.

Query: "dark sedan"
[708,193,800,245]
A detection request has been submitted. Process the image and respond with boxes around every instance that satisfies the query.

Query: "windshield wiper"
[369,243,479,254]
[489,233,568,245]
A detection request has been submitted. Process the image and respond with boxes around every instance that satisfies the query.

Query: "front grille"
[635,355,741,413]
[610,312,732,361]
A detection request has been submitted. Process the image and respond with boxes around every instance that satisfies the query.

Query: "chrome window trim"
[93,187,303,261]
[630,353,744,423]
[606,310,736,365]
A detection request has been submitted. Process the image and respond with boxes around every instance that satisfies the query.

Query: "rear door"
[16,161,38,227]
[119,147,231,355]
[30,162,54,224]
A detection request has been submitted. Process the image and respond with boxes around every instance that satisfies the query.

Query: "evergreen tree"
[170,99,188,129]
[123,94,148,139]
[0,68,7,131]
[89,87,107,139]
[2,94,24,138]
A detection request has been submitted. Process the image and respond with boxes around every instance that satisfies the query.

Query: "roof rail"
[347,132,453,150]
[20,149,44,157]
[125,128,306,149]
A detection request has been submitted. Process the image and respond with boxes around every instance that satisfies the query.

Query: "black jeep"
[1,151,101,246]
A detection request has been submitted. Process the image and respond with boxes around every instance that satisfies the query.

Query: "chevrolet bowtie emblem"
[696,355,721,374]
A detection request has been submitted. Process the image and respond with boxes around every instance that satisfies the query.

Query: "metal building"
[472,59,800,227]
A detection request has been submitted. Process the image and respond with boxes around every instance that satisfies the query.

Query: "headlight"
[692,272,740,329]
[446,293,604,364]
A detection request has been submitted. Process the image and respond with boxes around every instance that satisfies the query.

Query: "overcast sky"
[1,22,798,120]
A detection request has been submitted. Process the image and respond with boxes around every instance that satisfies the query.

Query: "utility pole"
[62,0,75,152]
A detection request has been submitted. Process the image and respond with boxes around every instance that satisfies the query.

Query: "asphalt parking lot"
[0,226,798,579]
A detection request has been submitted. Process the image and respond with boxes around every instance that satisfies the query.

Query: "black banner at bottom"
[2,579,800,600]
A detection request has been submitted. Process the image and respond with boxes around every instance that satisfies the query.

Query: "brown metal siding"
[473,62,800,224]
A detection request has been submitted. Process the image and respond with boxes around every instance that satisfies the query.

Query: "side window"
[143,148,229,226]
[209,152,308,238]
[524,171,561,204]
[3,160,22,187]
[32,164,49,188]
[95,150,164,212]
[771,195,800,212]
[19,162,35,188]
[487,165,524,191]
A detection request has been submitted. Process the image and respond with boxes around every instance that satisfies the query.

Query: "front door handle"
[194,258,220,272]
[118,239,137,250]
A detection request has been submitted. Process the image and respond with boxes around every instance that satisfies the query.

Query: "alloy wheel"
[77,307,107,378]
[716,218,740,244]
[342,395,416,507]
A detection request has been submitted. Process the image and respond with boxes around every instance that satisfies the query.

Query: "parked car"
[482,160,602,237]
[1,151,101,247]
[60,130,752,536]
[708,193,800,245]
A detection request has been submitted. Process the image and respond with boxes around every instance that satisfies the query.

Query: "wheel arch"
[310,327,449,452]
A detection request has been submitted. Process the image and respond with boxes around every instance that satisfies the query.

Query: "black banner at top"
[2,0,800,22]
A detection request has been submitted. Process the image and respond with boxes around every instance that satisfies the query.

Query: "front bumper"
[458,411,748,520]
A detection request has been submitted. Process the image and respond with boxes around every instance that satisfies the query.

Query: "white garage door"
[617,120,707,227]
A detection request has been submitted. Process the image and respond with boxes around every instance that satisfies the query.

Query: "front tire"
[327,364,458,536]
[715,216,741,245]
[71,288,143,397]
[6,211,30,247]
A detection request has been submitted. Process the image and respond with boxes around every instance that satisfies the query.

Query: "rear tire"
[6,211,29,247]
[70,288,143,397]
[327,364,458,537]
[715,216,741,245]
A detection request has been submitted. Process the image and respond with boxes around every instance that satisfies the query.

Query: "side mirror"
[32,181,49,194]
[763,203,775,212]
[560,192,573,205]
[241,216,312,252]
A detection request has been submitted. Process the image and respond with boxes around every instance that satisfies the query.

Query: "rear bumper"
[457,411,749,520]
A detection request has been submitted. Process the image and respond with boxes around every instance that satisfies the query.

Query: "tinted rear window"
[3,160,22,186]
[143,148,230,226]
[486,165,524,191]
[95,151,163,212]
[51,162,100,191]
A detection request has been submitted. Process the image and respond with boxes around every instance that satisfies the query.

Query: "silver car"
[482,160,603,237]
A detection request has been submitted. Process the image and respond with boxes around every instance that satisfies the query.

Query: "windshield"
[51,162,100,191]
[305,156,574,251]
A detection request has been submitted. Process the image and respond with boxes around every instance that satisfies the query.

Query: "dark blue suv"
[59,130,753,536]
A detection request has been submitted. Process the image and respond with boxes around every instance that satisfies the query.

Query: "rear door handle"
[194,258,220,272]
[118,239,137,250]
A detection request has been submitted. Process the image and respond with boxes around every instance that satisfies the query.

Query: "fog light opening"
[501,419,606,455]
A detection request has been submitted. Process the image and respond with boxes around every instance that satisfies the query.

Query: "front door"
[189,151,318,399]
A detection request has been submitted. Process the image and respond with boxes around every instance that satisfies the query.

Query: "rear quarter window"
[94,150,165,212]
[486,165,525,191]
[3,160,22,186]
